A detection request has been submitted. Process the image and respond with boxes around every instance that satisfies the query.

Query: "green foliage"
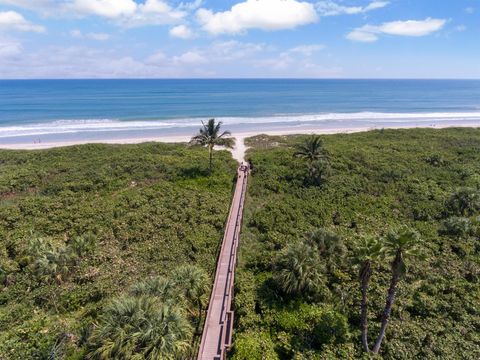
[69,233,97,257]
[130,276,178,303]
[293,135,329,186]
[0,142,236,358]
[447,187,480,216]
[382,227,422,273]
[274,241,323,296]
[236,128,480,359]
[441,216,472,236]
[307,229,346,262]
[274,304,350,349]
[172,264,209,311]
[231,331,279,360]
[190,118,235,173]
[293,135,327,164]
[87,296,192,359]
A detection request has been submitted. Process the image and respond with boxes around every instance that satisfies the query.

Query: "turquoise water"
[1,79,480,144]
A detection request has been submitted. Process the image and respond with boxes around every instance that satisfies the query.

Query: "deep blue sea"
[1,79,480,146]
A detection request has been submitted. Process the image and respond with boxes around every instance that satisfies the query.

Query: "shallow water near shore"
[1,79,480,146]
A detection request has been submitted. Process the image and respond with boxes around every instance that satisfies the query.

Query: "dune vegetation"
[232,128,480,359]
[0,142,237,359]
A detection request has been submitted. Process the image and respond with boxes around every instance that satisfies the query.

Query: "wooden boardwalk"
[198,165,249,360]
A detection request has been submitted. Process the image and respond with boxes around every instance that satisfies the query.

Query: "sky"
[0,0,479,79]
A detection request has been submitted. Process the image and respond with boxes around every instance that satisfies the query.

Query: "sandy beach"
[1,123,479,163]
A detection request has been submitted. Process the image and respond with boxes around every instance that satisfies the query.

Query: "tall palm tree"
[274,241,323,295]
[294,135,328,185]
[352,236,383,353]
[293,135,327,164]
[88,296,192,359]
[190,119,234,174]
[372,227,421,354]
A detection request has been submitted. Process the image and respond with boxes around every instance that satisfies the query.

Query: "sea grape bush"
[0,142,237,358]
[232,128,480,359]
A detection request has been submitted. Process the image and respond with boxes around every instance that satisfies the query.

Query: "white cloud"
[0,0,54,13]
[288,44,325,56]
[465,7,475,14]
[252,42,337,77]
[178,0,203,11]
[69,0,137,18]
[70,29,110,40]
[346,28,378,42]
[173,50,207,64]
[347,18,446,42]
[0,1,191,26]
[208,40,265,60]
[169,24,194,39]
[455,25,466,32]
[0,39,341,78]
[316,0,388,16]
[0,38,22,57]
[119,0,187,27]
[196,0,318,35]
[145,51,168,65]
[0,11,45,32]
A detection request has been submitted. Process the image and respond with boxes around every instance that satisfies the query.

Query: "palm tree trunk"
[372,249,402,354]
[208,145,213,175]
[360,262,371,352]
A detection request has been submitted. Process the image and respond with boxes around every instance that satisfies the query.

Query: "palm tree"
[88,296,192,359]
[274,241,323,295]
[352,236,383,353]
[190,119,235,174]
[172,266,209,312]
[371,227,421,354]
[172,265,209,332]
[306,228,345,274]
[307,228,345,257]
[130,276,178,304]
[294,135,328,185]
[293,135,327,164]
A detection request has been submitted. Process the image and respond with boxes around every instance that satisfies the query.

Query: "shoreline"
[0,123,479,163]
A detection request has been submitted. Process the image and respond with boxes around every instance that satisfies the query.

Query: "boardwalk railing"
[197,165,249,360]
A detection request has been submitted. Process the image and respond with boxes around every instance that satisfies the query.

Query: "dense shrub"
[0,142,236,358]
[441,216,472,236]
[231,331,278,360]
[447,187,480,216]
[235,128,480,359]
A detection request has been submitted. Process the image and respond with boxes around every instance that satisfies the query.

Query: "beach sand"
[1,123,478,164]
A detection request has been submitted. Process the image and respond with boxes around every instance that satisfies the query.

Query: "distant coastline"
[2,123,479,164]
[1,79,480,161]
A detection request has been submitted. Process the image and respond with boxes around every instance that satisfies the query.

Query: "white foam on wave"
[1,112,480,138]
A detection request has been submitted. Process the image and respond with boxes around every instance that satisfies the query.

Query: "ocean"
[1,79,480,146]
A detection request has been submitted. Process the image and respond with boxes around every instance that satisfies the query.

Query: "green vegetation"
[87,265,208,359]
[293,135,329,186]
[0,142,237,358]
[190,118,235,174]
[233,128,480,359]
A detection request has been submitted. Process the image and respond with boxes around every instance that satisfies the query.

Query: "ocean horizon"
[1,79,480,146]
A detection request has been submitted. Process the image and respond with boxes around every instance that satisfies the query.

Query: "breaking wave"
[1,112,480,139]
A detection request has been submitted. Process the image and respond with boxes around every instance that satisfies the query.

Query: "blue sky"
[0,0,479,78]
